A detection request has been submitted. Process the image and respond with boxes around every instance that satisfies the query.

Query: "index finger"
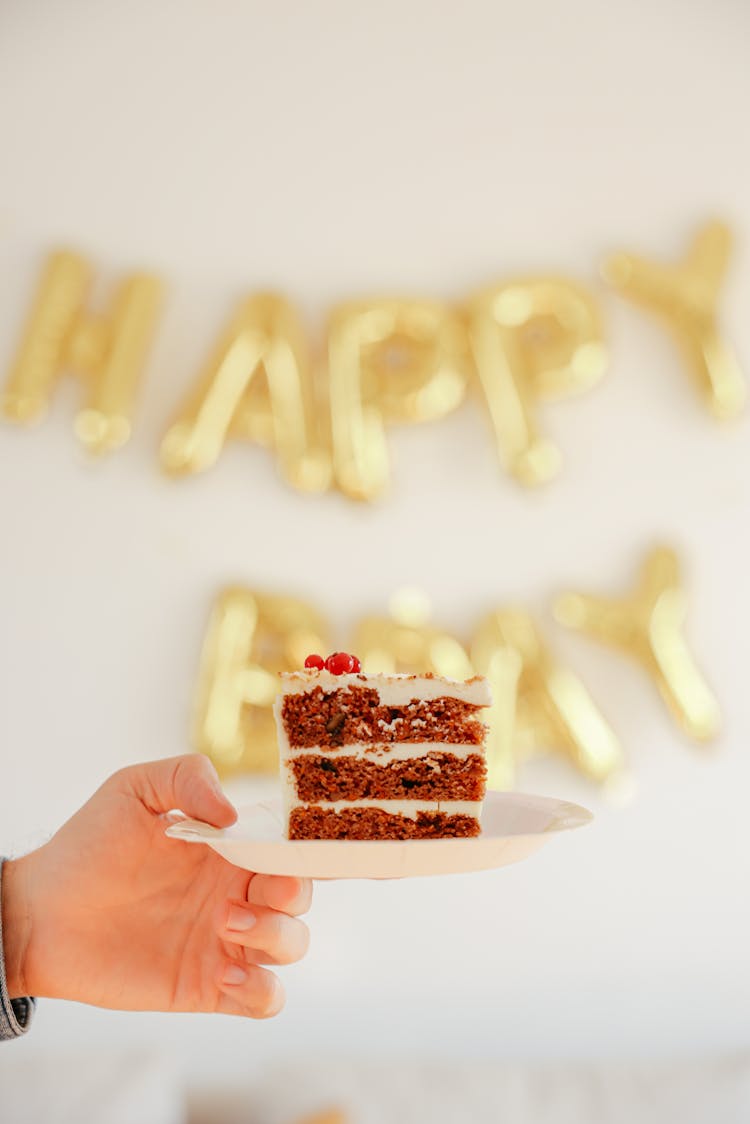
[246,874,313,916]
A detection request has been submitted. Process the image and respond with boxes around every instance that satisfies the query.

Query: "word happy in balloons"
[1,221,743,500]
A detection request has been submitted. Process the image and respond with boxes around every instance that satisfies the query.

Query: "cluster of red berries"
[304,652,362,675]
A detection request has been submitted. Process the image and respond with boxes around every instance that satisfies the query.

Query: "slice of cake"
[273,652,491,840]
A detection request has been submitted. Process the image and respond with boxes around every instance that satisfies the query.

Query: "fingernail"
[227,906,257,932]
[222,963,248,986]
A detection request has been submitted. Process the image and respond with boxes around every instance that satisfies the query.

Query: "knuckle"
[171,756,190,791]
[193,753,217,779]
[177,753,211,785]
[109,765,135,789]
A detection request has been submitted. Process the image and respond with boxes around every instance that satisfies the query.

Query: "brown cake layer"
[289,806,481,840]
[289,752,486,802]
[281,686,485,748]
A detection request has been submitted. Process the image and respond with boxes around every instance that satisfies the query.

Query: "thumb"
[119,754,237,828]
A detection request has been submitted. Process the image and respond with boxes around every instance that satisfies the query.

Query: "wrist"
[1,855,35,999]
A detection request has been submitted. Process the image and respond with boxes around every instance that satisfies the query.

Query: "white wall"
[1,0,748,1092]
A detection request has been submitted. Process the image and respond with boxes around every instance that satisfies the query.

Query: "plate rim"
[165,789,594,847]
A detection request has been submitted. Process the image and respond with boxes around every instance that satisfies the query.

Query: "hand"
[1,755,311,1018]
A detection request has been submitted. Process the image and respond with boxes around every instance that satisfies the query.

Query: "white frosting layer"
[279,670,491,707]
[283,741,485,762]
[289,799,482,819]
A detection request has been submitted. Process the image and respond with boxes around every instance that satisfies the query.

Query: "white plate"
[165,791,593,879]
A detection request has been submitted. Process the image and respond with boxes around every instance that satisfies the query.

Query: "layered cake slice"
[273,652,491,840]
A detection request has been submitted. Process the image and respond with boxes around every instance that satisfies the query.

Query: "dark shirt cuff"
[0,859,35,1040]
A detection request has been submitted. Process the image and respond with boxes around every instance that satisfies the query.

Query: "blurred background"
[1,1,749,1121]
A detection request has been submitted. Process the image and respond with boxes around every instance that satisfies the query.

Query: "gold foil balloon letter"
[328,300,469,500]
[353,587,474,677]
[2,249,163,453]
[554,546,721,741]
[469,615,522,790]
[468,279,607,486]
[194,588,330,775]
[603,221,745,419]
[475,609,624,784]
[161,294,330,492]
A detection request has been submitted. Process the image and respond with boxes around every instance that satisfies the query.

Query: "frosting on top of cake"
[279,670,492,707]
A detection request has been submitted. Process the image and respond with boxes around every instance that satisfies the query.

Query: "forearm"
[0,857,35,1039]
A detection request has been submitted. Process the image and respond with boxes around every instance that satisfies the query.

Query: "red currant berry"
[350,655,362,673]
[326,651,355,675]
[304,654,325,670]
